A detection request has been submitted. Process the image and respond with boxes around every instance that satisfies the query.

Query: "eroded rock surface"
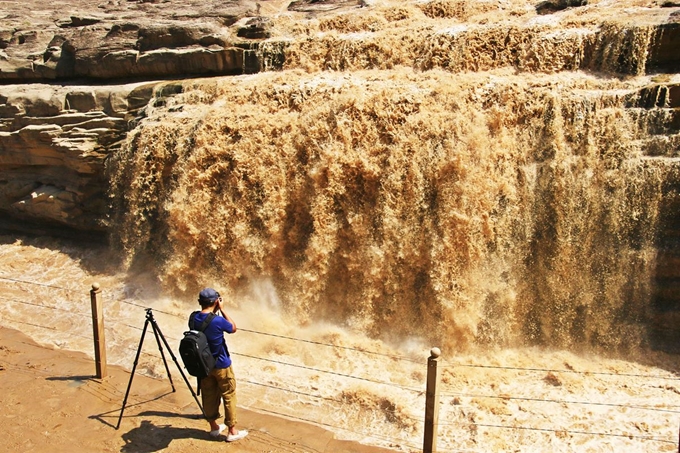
[0,0,263,82]
[0,81,161,235]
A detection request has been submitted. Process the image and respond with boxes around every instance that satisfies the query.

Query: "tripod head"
[145,308,156,322]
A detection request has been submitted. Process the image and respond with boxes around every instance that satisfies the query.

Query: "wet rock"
[632,83,680,109]
[648,23,680,73]
[237,17,272,39]
[56,16,102,28]
[536,0,587,15]
[288,0,365,13]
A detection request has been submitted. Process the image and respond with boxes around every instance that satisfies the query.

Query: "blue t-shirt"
[190,312,234,369]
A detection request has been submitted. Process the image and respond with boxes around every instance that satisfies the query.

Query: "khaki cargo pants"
[200,365,238,427]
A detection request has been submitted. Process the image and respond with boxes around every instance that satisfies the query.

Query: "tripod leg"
[151,318,208,420]
[116,318,149,430]
[150,321,176,392]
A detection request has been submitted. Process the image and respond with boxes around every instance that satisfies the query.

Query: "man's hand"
[215,297,224,313]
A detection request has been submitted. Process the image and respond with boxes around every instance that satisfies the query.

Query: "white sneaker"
[226,430,248,442]
[209,424,227,438]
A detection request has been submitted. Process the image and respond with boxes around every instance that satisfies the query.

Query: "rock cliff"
[0,0,264,236]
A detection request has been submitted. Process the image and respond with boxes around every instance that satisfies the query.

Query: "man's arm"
[214,297,237,332]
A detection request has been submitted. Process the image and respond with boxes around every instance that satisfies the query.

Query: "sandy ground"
[0,326,396,453]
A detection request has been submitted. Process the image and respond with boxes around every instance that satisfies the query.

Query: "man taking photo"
[189,287,248,442]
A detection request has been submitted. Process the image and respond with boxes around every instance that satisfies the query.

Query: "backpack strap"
[199,313,216,332]
[190,311,229,358]
[190,311,216,332]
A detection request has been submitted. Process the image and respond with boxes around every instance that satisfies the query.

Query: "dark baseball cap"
[198,287,220,303]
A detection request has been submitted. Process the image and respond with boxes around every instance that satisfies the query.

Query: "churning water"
[110,69,674,354]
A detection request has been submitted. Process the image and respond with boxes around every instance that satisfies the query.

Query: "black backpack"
[179,312,216,379]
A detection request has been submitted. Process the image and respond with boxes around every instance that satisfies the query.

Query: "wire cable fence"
[441,361,680,381]
[1,276,679,451]
[237,327,421,363]
[432,393,679,449]
[438,390,680,414]
[446,420,677,446]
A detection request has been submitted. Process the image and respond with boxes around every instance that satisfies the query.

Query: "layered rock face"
[0,1,266,82]
[1,0,679,350]
[0,82,156,235]
[0,1,267,236]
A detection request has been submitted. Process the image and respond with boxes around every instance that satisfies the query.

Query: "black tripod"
[116,308,206,429]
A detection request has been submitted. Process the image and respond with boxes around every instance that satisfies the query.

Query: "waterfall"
[108,68,676,353]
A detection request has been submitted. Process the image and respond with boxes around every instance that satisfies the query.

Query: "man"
[190,287,248,442]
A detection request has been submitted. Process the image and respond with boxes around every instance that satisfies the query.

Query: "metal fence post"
[90,282,107,378]
[423,347,441,453]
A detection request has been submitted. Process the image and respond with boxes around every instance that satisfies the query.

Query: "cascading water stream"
[108,69,673,355]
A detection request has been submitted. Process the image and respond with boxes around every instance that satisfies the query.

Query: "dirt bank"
[0,326,396,453]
